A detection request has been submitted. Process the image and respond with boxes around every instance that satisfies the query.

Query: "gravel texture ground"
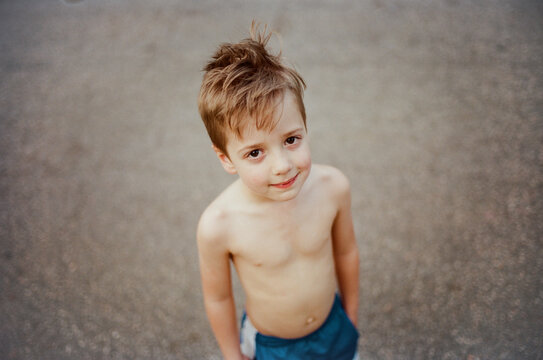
[1,0,542,359]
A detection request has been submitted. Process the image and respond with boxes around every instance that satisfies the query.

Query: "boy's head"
[198,21,306,157]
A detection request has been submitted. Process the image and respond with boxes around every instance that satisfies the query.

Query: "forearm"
[335,248,360,325]
[204,296,243,360]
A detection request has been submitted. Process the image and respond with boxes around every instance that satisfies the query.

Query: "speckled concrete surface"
[0,0,542,359]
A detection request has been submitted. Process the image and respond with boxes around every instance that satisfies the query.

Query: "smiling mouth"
[270,173,299,189]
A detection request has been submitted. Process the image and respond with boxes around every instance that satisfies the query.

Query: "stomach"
[235,250,338,338]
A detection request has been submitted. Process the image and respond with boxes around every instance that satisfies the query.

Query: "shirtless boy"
[197,23,360,360]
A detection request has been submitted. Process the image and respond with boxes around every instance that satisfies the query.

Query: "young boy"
[197,23,360,360]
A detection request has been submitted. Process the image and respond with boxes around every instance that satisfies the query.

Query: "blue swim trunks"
[240,294,359,360]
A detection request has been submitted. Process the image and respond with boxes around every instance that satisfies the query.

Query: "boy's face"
[216,92,312,202]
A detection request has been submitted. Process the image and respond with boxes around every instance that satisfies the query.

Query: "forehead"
[234,92,303,141]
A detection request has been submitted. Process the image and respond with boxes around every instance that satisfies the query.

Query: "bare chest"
[230,203,337,268]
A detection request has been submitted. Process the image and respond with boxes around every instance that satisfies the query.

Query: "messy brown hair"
[198,21,306,156]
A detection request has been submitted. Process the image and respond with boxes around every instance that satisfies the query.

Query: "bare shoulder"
[197,202,228,248]
[196,182,239,251]
[311,164,351,197]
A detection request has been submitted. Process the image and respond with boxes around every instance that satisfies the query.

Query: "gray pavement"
[1,0,542,359]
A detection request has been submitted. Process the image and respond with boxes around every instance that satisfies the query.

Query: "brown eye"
[286,136,297,145]
[249,149,260,158]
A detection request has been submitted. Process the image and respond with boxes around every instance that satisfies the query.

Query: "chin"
[272,181,305,202]
[274,191,299,202]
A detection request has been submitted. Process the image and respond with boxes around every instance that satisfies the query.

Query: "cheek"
[249,173,268,186]
[294,145,312,170]
[241,166,269,186]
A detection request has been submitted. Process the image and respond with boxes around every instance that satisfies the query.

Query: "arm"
[197,213,244,360]
[331,173,360,326]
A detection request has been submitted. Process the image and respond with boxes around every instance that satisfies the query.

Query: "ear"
[212,145,237,175]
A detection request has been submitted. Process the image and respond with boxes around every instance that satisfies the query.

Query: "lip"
[270,173,299,189]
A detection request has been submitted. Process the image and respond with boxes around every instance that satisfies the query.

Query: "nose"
[271,149,293,176]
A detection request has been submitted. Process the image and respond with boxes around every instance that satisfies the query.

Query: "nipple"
[306,316,315,325]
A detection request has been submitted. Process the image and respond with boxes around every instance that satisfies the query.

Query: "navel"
[305,316,315,325]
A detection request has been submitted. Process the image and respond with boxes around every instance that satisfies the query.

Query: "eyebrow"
[238,142,265,156]
[237,127,304,155]
[284,127,304,137]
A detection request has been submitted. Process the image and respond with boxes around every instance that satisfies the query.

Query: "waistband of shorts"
[255,293,341,347]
